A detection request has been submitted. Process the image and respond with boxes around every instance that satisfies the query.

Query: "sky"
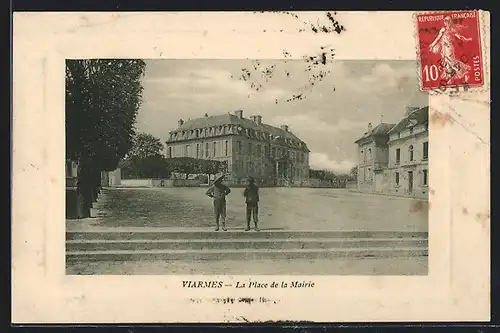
[135,59,428,174]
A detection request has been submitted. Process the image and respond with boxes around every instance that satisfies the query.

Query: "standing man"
[243,176,260,231]
[205,174,231,231]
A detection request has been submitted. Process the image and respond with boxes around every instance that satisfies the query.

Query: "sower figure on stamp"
[243,176,260,231]
[429,16,473,84]
[205,174,231,231]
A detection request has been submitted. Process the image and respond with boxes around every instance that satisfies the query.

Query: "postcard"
[12,10,490,323]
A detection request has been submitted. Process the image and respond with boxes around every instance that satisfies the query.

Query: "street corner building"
[165,110,310,187]
[354,106,429,199]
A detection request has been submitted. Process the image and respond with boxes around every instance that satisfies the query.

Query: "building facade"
[354,122,396,193]
[387,107,429,198]
[165,110,310,186]
[354,106,429,199]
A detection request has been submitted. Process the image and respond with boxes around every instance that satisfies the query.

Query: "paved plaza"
[68,187,428,232]
[66,187,428,275]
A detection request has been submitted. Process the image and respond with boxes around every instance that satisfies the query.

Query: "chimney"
[280,125,289,132]
[204,113,208,118]
[178,119,184,127]
[234,110,243,119]
[368,122,373,133]
[250,115,262,125]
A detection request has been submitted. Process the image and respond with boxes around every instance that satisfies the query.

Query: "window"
[167,147,172,158]
[248,143,252,155]
[368,148,372,159]
[423,169,428,185]
[395,172,400,185]
[185,145,190,157]
[291,152,295,161]
[423,142,428,160]
[196,144,200,158]
[367,168,371,181]
[237,140,242,154]
[213,142,217,157]
[396,149,401,164]
[265,146,269,157]
[409,127,414,134]
[256,145,262,156]
[409,145,414,161]
[224,141,229,156]
[272,147,276,157]
[205,143,209,157]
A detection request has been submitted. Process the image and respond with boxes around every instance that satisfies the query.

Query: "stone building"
[354,106,429,198]
[354,122,396,193]
[387,106,429,198]
[165,110,310,186]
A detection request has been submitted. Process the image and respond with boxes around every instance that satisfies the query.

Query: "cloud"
[354,63,416,93]
[270,114,367,134]
[143,68,289,102]
[309,152,355,174]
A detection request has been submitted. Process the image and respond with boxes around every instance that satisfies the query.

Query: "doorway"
[408,171,414,194]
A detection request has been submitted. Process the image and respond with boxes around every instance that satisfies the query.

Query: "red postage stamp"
[416,11,484,91]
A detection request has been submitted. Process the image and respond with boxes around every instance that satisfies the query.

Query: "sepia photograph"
[65,58,429,275]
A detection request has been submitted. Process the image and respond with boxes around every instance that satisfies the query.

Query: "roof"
[171,113,309,151]
[354,123,396,144]
[387,106,429,134]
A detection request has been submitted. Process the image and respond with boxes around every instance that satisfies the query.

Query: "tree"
[128,133,164,159]
[164,158,227,180]
[120,133,169,179]
[349,166,358,181]
[66,59,147,218]
[309,169,337,181]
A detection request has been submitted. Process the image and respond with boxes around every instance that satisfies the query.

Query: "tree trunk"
[76,157,93,219]
[92,168,101,202]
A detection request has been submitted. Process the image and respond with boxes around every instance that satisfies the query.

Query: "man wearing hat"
[205,173,231,231]
[243,176,260,231]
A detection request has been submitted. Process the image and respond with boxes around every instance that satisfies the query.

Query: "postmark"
[415,11,484,92]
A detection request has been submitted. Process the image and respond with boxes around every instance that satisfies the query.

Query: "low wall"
[120,179,153,187]
[119,178,203,188]
[154,179,203,187]
[306,178,347,188]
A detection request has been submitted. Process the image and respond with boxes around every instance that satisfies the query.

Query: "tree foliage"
[66,59,146,171]
[66,59,146,217]
[128,133,165,160]
[349,166,358,181]
[167,158,227,179]
[309,169,337,181]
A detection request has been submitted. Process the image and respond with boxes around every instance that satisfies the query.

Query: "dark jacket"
[243,184,259,204]
[206,183,231,201]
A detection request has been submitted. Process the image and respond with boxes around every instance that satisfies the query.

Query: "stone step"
[66,230,428,241]
[66,237,428,251]
[66,247,428,262]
